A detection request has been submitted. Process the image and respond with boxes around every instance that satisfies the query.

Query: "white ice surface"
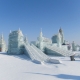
[0,53,80,80]
[24,44,61,64]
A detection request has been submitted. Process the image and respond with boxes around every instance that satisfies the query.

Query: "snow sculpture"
[59,27,64,44]
[0,34,7,52]
[37,29,44,51]
[8,29,24,54]
[51,28,64,44]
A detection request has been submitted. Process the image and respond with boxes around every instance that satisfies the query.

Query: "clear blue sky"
[0,0,80,44]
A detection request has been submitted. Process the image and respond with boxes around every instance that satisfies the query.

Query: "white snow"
[0,52,80,80]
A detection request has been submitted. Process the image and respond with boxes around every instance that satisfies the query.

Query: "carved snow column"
[72,41,76,51]
[38,30,44,51]
[57,32,62,48]
[0,34,6,52]
[59,28,64,44]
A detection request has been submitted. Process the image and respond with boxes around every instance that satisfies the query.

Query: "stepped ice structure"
[8,29,24,54]
[7,29,61,64]
[32,28,76,56]
[0,34,7,52]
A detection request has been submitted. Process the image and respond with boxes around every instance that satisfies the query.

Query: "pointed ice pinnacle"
[59,27,62,33]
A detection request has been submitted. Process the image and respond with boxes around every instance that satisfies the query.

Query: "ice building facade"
[8,29,25,54]
[0,28,80,64]
[31,28,78,56]
[37,30,52,51]
[7,29,61,64]
[1,27,79,57]
[0,34,6,52]
[51,28,64,44]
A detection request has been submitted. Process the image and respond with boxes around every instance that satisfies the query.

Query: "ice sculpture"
[0,34,7,52]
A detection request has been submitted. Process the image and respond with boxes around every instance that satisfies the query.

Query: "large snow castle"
[1,28,80,64]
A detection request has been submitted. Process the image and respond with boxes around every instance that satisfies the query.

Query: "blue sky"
[0,0,80,44]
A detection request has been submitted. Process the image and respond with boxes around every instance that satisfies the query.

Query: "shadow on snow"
[25,72,80,80]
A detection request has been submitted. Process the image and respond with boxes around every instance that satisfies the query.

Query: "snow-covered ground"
[0,53,80,80]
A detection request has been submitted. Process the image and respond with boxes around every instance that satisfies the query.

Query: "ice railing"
[46,45,75,56]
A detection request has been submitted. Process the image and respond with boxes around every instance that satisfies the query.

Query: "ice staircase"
[46,45,75,56]
[24,44,62,64]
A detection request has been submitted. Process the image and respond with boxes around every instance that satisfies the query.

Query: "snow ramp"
[46,45,75,56]
[24,44,62,64]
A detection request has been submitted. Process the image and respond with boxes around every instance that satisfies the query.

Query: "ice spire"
[59,27,62,34]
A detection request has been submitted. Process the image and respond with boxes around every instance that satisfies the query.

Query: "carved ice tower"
[57,32,62,47]
[37,29,44,51]
[8,29,24,54]
[59,28,64,44]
